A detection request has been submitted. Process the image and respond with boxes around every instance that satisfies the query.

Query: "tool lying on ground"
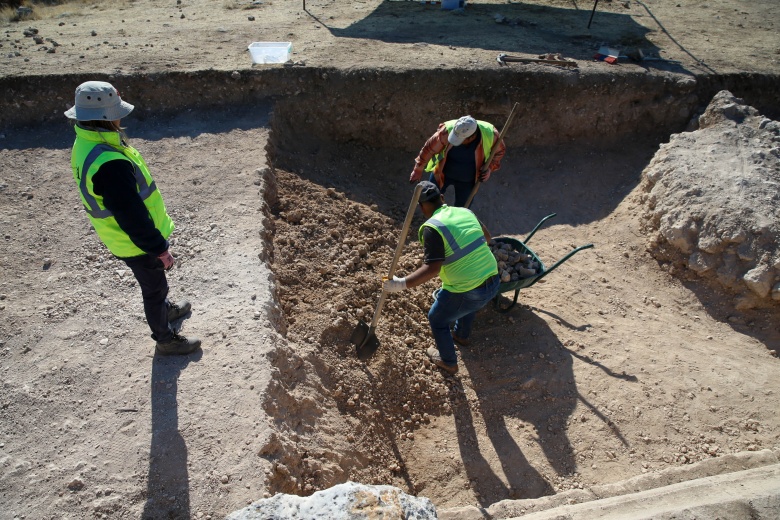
[622,48,681,64]
[497,53,578,67]
[492,213,593,312]
[351,183,424,360]
[464,101,519,208]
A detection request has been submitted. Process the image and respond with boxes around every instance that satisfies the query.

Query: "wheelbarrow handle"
[533,243,594,284]
[523,213,557,244]
[367,183,424,330]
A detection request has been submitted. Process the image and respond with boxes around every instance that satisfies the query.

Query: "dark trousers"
[123,254,173,342]
[429,173,475,208]
[428,275,500,365]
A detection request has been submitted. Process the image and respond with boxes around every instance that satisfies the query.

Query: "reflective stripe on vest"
[71,124,174,258]
[419,205,497,293]
[79,144,157,219]
[425,218,486,265]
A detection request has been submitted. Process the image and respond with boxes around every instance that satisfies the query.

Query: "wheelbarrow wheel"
[494,289,521,313]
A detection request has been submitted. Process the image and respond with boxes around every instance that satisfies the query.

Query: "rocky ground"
[1,1,779,519]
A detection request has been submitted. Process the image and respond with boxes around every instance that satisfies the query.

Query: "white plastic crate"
[248,42,292,64]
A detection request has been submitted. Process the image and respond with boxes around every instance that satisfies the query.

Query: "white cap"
[64,81,134,121]
[448,115,478,146]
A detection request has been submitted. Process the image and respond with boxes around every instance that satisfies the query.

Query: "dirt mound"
[260,168,456,495]
[639,90,780,309]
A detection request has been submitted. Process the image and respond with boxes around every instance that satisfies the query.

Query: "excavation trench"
[248,68,780,508]
[258,144,647,507]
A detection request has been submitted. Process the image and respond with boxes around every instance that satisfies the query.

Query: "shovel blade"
[350,320,381,360]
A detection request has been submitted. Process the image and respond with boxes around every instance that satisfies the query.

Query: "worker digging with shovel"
[383,181,500,374]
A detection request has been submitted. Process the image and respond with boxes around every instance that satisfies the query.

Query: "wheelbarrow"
[492,213,594,313]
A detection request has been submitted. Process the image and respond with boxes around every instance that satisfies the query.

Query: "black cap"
[418,181,441,202]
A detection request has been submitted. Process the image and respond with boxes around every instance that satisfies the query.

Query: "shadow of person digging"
[450,304,633,504]
[447,376,554,506]
[142,349,202,520]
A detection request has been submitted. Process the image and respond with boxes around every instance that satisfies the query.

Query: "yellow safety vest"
[71,125,174,258]
[419,205,498,293]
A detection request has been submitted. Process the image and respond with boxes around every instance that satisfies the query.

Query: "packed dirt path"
[1,1,779,519]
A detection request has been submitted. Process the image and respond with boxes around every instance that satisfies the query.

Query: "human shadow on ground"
[449,304,634,504]
[141,349,202,520]
[528,306,590,332]
[307,1,678,69]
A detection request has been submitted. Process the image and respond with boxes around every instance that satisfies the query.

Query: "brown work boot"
[167,300,191,322]
[452,333,470,347]
[426,346,458,375]
[156,333,201,356]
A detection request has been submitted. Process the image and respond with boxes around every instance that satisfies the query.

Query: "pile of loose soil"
[261,168,453,494]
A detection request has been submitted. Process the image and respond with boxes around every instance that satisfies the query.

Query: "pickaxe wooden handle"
[465,101,519,208]
[497,53,578,67]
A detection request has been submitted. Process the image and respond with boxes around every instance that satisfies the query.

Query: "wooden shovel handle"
[368,183,424,329]
[465,102,519,208]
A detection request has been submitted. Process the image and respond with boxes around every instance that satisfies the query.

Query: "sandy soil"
[1,1,779,519]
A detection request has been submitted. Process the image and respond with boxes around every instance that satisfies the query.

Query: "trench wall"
[2,69,779,155]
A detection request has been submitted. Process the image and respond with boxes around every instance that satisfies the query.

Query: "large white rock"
[226,481,438,520]
[743,264,774,297]
[640,90,779,307]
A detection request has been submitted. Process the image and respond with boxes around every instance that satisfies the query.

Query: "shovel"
[351,183,424,360]
[464,101,519,209]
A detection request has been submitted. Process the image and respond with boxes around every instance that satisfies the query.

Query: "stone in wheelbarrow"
[489,240,540,282]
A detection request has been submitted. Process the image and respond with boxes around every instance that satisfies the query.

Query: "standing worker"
[65,81,201,356]
[384,181,500,374]
[409,115,506,208]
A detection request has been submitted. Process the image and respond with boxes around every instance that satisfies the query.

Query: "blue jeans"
[429,173,475,208]
[428,275,500,366]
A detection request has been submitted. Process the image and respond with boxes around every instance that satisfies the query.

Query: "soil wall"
[2,69,779,155]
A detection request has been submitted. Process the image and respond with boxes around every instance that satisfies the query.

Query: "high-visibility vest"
[71,125,174,258]
[419,205,498,293]
[424,120,496,185]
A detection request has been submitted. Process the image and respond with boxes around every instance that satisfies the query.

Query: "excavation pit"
[253,72,780,509]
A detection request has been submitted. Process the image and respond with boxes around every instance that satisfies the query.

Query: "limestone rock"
[743,264,773,297]
[227,481,437,520]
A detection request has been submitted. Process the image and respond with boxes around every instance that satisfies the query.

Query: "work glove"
[383,276,407,293]
[158,250,175,270]
[478,166,491,182]
[409,171,422,184]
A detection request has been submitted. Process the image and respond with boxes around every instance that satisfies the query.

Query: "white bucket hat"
[64,81,134,121]
[448,115,478,146]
